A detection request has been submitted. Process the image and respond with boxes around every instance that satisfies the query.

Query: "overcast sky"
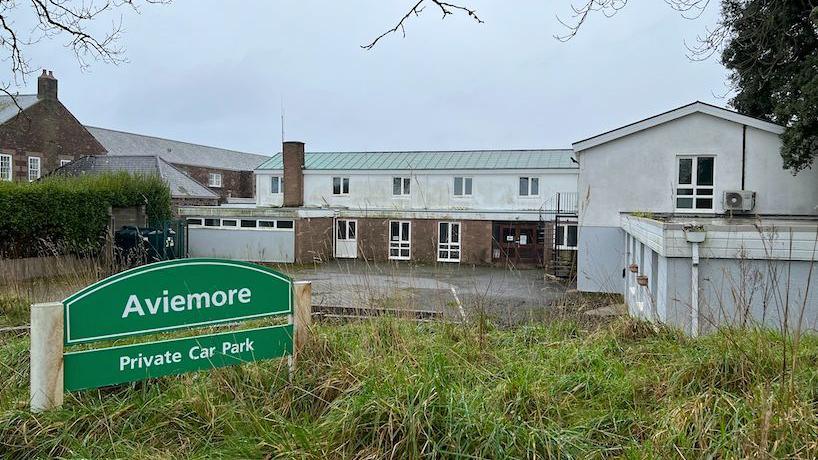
[11,1,728,155]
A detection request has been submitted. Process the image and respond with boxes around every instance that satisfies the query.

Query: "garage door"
[186,218,295,263]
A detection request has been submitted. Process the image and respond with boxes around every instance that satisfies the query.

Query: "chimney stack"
[282,141,304,207]
[37,70,58,100]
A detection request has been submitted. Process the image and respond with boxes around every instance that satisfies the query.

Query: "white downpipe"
[691,242,700,337]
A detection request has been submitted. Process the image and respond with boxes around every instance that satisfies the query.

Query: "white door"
[389,220,411,260]
[438,222,461,262]
[335,219,357,259]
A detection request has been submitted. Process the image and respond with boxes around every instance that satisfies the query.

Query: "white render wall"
[256,169,578,216]
[577,112,818,229]
[576,111,818,294]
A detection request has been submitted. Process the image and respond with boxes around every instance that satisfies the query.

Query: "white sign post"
[30,302,64,412]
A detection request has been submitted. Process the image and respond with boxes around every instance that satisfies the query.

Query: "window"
[60,159,72,167]
[28,156,41,181]
[438,222,461,262]
[454,177,473,196]
[519,177,539,196]
[186,218,203,226]
[389,221,411,260]
[221,219,237,227]
[555,224,578,250]
[258,220,276,228]
[208,173,222,188]
[337,220,356,240]
[240,219,257,228]
[392,177,411,196]
[277,220,294,229]
[332,176,350,195]
[0,154,10,181]
[271,176,283,194]
[204,218,219,227]
[676,156,714,210]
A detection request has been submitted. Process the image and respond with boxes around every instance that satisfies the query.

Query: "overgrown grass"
[1,311,817,459]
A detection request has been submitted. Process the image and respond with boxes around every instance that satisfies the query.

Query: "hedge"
[0,173,172,258]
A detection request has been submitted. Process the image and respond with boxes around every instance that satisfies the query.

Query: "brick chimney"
[37,70,58,100]
[282,141,304,207]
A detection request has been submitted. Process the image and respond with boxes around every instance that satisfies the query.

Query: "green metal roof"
[256,149,576,171]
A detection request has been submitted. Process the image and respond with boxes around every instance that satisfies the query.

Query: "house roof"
[572,101,786,152]
[54,155,219,199]
[85,126,271,172]
[256,149,577,171]
[0,94,40,124]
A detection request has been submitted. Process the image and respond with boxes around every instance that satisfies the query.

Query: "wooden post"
[293,281,312,354]
[30,302,64,412]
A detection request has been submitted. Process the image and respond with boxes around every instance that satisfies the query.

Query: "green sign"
[63,258,292,345]
[60,258,296,393]
[64,325,293,391]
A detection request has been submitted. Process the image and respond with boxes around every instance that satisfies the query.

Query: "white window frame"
[453,177,473,197]
[675,155,715,212]
[519,177,539,197]
[208,172,222,188]
[60,159,72,167]
[332,176,350,195]
[336,219,357,241]
[28,156,41,182]
[270,176,283,194]
[388,220,411,260]
[392,177,411,196]
[555,223,578,250]
[437,221,461,262]
[0,154,11,181]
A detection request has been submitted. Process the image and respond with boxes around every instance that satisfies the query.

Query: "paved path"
[290,261,570,323]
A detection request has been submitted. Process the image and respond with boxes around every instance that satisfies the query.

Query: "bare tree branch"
[0,0,170,107]
[362,0,483,50]
[554,0,713,41]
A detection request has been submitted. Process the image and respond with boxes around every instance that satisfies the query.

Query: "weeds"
[1,317,817,458]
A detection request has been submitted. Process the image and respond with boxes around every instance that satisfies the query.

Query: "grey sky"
[11,1,728,155]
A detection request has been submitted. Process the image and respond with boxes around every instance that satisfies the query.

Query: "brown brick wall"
[357,218,390,262]
[0,98,106,180]
[294,217,494,265]
[282,141,304,207]
[294,217,333,264]
[460,220,493,265]
[171,164,254,201]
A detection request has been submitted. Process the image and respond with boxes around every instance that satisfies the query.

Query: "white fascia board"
[573,102,785,153]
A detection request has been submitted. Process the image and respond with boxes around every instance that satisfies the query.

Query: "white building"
[574,101,818,333]
[181,146,579,268]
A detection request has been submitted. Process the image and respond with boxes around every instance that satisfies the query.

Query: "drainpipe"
[684,224,706,337]
[691,242,700,337]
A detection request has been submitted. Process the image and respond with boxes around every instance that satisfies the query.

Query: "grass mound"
[1,317,817,458]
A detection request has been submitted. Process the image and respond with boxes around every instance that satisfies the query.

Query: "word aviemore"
[122,288,252,318]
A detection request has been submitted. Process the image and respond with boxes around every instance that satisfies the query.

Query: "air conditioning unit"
[723,190,756,212]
